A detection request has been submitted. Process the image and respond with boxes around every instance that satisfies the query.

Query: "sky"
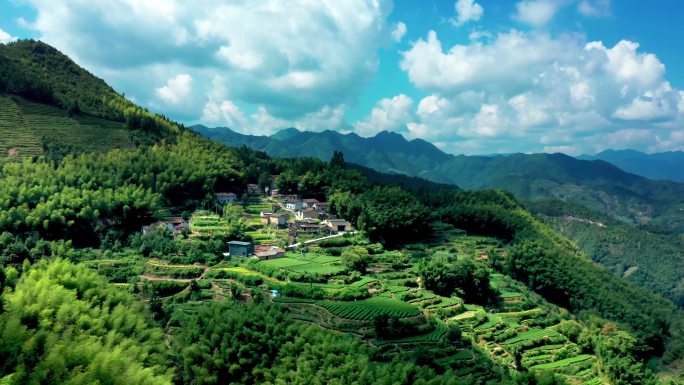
[1,0,684,155]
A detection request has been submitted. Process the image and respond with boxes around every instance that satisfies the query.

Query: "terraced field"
[451,305,601,383]
[0,95,43,159]
[318,297,419,320]
[15,97,132,155]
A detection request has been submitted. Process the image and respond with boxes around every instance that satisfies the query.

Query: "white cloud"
[354,94,414,137]
[0,28,17,44]
[577,0,611,17]
[452,0,484,26]
[201,99,248,130]
[391,22,407,42]
[21,0,392,121]
[155,74,193,105]
[512,0,560,26]
[397,29,684,154]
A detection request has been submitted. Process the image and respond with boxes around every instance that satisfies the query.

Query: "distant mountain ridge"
[193,125,452,177]
[193,125,684,232]
[579,149,684,183]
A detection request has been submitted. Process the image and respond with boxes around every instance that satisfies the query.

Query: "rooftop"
[228,240,252,246]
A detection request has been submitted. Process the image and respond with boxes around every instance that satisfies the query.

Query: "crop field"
[317,297,419,320]
[0,95,43,159]
[190,211,232,236]
[530,354,594,369]
[244,203,275,214]
[287,262,345,275]
[16,98,131,154]
[502,328,561,345]
[145,260,204,279]
[259,257,308,269]
[499,292,523,299]
[374,321,449,345]
[288,253,340,264]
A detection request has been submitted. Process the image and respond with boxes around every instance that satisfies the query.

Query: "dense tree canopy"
[0,259,172,384]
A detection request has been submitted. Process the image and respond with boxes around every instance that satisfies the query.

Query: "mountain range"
[194,125,684,232]
[579,149,684,183]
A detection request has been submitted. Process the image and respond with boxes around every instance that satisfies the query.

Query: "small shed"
[325,219,352,233]
[228,240,254,257]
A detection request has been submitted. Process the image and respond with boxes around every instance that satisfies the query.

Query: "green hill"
[528,200,684,306]
[0,40,181,162]
[1,40,683,384]
[194,125,684,233]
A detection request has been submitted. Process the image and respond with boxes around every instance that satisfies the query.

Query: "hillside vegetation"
[0,40,683,384]
[197,125,684,234]
[529,200,684,307]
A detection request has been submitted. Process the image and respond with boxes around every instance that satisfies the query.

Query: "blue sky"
[1,0,683,155]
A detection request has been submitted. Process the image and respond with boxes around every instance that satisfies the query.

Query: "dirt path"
[287,231,358,249]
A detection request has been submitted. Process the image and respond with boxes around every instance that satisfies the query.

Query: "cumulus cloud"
[0,28,17,44]
[451,0,484,26]
[391,22,407,42]
[354,94,414,136]
[21,0,393,124]
[156,74,193,105]
[394,29,684,154]
[512,0,561,26]
[201,99,248,130]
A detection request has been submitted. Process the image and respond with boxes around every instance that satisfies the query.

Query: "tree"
[418,256,492,304]
[330,150,346,169]
[341,246,372,274]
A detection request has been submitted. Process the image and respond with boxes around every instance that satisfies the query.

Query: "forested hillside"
[195,125,684,233]
[1,40,683,384]
[528,200,684,307]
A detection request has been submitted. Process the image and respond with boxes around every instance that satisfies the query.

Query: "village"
[141,175,353,260]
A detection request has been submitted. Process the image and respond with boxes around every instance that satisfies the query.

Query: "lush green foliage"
[0,259,172,384]
[418,256,493,304]
[529,200,684,306]
[330,185,430,244]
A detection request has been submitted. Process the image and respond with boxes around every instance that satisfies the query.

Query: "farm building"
[312,202,329,213]
[291,220,323,233]
[285,198,303,211]
[296,208,319,220]
[215,192,237,205]
[254,245,286,260]
[302,198,320,208]
[324,219,352,233]
[227,241,254,257]
[260,213,288,228]
[246,184,261,195]
[141,218,188,237]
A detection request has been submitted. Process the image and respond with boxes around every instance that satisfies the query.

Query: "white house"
[285,198,303,211]
[215,192,237,205]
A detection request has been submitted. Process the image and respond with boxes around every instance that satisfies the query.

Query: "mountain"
[0,40,179,161]
[194,125,684,232]
[193,125,451,177]
[579,149,684,182]
[428,153,684,231]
